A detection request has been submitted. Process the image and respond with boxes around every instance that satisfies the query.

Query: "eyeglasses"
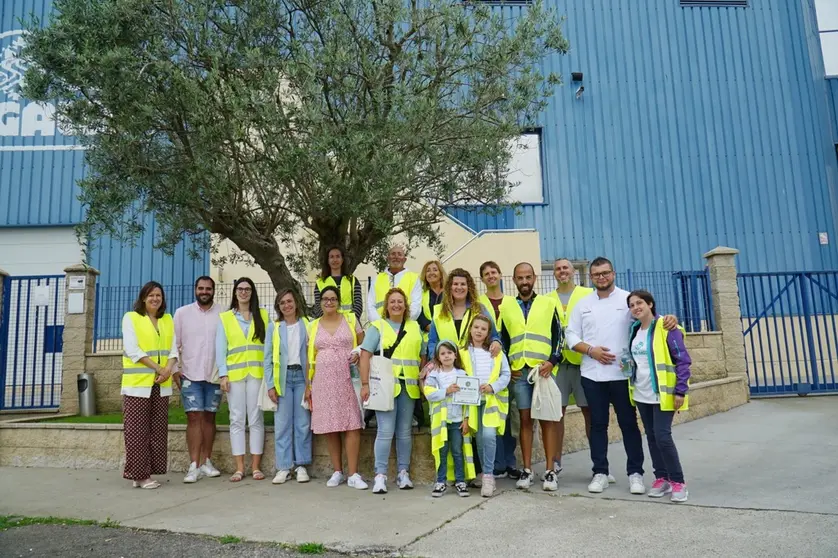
[236,287,253,293]
[590,271,613,279]
[321,298,338,304]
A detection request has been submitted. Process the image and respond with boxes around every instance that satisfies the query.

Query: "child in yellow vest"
[423,340,475,497]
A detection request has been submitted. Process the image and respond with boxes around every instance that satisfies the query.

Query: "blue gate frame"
[0,275,66,410]
[738,272,838,396]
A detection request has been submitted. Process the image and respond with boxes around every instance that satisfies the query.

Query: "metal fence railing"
[92,270,715,352]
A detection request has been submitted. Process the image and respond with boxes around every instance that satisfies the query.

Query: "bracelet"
[586,346,594,357]
[361,382,369,387]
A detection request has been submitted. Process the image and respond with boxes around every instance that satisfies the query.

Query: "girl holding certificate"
[423,340,476,498]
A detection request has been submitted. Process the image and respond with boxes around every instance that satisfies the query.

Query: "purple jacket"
[628,318,691,396]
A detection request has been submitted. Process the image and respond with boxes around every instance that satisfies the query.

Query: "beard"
[517,284,533,296]
[595,280,614,292]
[196,293,214,305]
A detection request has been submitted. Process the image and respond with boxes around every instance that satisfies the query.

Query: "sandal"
[230,471,244,482]
[252,470,265,481]
[132,479,161,489]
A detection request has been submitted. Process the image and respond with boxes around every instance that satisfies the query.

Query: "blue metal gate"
[0,275,65,410]
[738,272,838,396]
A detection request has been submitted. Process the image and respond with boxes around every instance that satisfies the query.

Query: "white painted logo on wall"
[1,29,75,149]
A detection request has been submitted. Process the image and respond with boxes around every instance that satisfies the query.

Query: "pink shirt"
[174,302,223,382]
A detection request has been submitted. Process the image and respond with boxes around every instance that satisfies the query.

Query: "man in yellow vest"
[366,244,423,322]
[499,262,563,492]
[545,258,593,477]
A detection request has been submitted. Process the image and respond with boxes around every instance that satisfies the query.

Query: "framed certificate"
[452,375,480,406]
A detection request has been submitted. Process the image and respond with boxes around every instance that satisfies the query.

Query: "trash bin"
[78,373,96,417]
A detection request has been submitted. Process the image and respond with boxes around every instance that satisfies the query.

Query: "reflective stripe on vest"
[547,286,594,365]
[500,296,557,371]
[220,309,268,382]
[629,320,689,412]
[317,276,356,314]
[374,271,418,310]
[121,312,174,390]
[459,348,509,435]
[375,319,422,399]
[307,314,358,380]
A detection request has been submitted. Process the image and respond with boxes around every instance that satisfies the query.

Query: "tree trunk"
[224,230,304,305]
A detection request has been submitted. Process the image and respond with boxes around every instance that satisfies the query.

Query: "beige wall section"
[210,214,540,289]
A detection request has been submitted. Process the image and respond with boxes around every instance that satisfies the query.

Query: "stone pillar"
[703,247,748,397]
[60,264,100,414]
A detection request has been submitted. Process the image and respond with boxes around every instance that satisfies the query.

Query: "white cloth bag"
[528,368,563,422]
[365,342,395,412]
[257,376,278,412]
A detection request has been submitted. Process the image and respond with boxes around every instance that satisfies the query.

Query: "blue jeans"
[180,379,222,413]
[374,381,414,475]
[581,377,644,476]
[274,366,312,470]
[511,375,534,410]
[494,413,517,471]
[475,403,498,475]
[437,422,465,483]
[636,402,684,483]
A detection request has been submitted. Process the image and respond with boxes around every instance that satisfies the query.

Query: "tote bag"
[528,368,563,422]
[364,331,396,411]
[257,376,278,412]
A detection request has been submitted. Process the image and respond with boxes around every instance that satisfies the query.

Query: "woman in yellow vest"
[216,277,268,482]
[460,314,511,498]
[627,290,692,503]
[311,246,362,320]
[417,259,446,342]
[358,288,425,494]
[121,281,178,489]
[307,285,368,490]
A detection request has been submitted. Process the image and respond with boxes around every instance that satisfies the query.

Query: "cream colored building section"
[210,214,540,289]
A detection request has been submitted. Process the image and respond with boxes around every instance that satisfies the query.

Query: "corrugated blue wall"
[828,79,838,142]
[1,0,209,287]
[452,0,838,273]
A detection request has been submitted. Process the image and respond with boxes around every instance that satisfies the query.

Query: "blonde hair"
[468,314,493,351]
[382,288,410,320]
[420,259,446,291]
[439,268,479,319]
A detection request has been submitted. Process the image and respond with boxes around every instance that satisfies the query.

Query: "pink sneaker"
[670,482,688,502]
[647,478,671,498]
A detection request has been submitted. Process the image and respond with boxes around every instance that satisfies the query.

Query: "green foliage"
[297,542,326,554]
[0,515,115,530]
[22,0,568,290]
[219,535,243,544]
[41,402,274,426]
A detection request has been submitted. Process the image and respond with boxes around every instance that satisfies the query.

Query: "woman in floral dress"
[307,285,368,490]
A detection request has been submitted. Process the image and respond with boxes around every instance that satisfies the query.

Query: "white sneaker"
[541,460,563,481]
[608,474,616,484]
[542,470,558,492]
[326,471,345,488]
[201,459,221,478]
[629,473,646,495]
[373,474,388,494]
[347,473,368,490]
[295,466,310,483]
[272,469,291,484]
[397,470,413,490]
[515,468,534,489]
[183,462,203,483]
[588,473,609,493]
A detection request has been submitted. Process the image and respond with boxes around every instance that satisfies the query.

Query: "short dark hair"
[194,275,215,289]
[513,262,535,276]
[590,257,613,270]
[133,281,167,318]
[319,285,341,314]
[274,288,305,322]
[479,261,501,277]
[627,289,656,316]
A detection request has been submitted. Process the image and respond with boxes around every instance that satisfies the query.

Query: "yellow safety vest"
[547,285,594,365]
[270,317,310,395]
[500,296,557,372]
[316,276,357,314]
[629,320,690,411]
[477,294,516,330]
[459,348,509,435]
[374,270,418,314]
[431,302,490,349]
[307,314,358,381]
[122,312,175,390]
[373,319,423,399]
[220,309,269,382]
[423,376,477,482]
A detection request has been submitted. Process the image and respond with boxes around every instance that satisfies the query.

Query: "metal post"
[798,274,818,394]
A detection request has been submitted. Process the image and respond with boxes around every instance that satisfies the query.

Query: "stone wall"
[684,332,727,382]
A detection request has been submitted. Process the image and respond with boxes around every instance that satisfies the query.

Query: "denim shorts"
[180,378,222,413]
[510,375,534,410]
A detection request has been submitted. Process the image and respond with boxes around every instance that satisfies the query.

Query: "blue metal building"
[2,0,838,285]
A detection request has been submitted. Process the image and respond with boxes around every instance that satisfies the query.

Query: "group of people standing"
[119,245,692,503]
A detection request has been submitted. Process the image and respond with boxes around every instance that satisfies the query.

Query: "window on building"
[680,1,748,6]
[504,131,544,204]
[817,0,838,76]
